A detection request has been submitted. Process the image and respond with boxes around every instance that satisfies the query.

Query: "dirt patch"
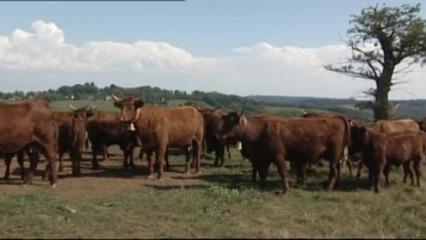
[0,154,212,202]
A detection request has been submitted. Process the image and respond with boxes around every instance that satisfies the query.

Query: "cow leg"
[17,151,25,180]
[129,147,135,168]
[70,149,81,176]
[258,163,270,190]
[356,161,363,179]
[372,162,385,193]
[193,140,202,174]
[138,148,144,161]
[156,146,167,179]
[147,150,155,179]
[122,148,129,169]
[383,163,391,186]
[219,145,225,167]
[299,163,309,185]
[251,160,258,182]
[185,146,191,174]
[43,146,58,187]
[24,150,40,185]
[91,145,100,170]
[402,162,409,184]
[414,159,421,187]
[327,159,339,192]
[3,154,13,180]
[214,148,219,167]
[102,145,109,162]
[346,159,353,178]
[226,144,231,160]
[403,162,413,184]
[275,156,289,193]
[58,151,64,172]
[165,149,170,171]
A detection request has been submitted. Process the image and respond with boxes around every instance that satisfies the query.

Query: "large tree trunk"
[373,66,394,120]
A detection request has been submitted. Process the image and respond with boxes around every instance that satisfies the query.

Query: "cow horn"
[111,95,122,101]
[301,109,307,115]
[68,103,78,111]
[239,107,245,117]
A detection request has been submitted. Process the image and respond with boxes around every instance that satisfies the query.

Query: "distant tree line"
[0,82,261,113]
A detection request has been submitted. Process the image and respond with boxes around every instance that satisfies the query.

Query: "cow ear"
[240,116,248,127]
[135,100,144,109]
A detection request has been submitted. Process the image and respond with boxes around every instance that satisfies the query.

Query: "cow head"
[69,104,95,120]
[68,104,95,148]
[112,95,144,122]
[349,124,369,154]
[221,108,247,141]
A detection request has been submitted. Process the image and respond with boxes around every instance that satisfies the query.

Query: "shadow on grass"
[143,184,209,191]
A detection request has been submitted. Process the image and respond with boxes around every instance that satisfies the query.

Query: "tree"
[325,3,426,120]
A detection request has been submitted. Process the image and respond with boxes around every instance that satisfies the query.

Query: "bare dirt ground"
[0,151,212,202]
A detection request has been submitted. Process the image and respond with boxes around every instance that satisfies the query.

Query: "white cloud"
[0,20,425,99]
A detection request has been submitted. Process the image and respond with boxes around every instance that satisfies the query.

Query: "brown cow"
[353,119,420,179]
[350,126,425,192]
[112,96,204,179]
[197,107,232,167]
[371,119,420,133]
[0,100,58,187]
[59,105,94,175]
[84,111,120,157]
[87,119,139,169]
[52,111,72,172]
[220,111,350,192]
[302,112,355,177]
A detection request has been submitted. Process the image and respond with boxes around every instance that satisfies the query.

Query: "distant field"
[50,99,210,112]
[50,100,118,112]
[0,148,425,238]
[263,105,327,116]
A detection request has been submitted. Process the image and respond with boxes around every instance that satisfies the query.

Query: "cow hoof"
[184,171,191,175]
[51,184,57,189]
[157,177,164,181]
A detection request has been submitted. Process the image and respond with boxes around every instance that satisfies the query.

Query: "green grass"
[0,149,426,238]
[263,105,327,116]
[50,100,118,112]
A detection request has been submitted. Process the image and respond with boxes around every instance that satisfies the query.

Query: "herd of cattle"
[1,95,426,193]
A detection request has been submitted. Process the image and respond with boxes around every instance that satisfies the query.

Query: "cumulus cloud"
[0,20,425,99]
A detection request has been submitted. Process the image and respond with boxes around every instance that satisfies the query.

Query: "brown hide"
[358,129,425,192]
[113,97,204,178]
[370,119,420,134]
[198,108,229,167]
[0,100,58,186]
[221,113,349,192]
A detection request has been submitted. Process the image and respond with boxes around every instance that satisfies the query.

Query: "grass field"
[263,105,327,116]
[50,100,118,112]
[0,147,425,238]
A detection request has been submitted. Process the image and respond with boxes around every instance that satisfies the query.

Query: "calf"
[351,125,425,192]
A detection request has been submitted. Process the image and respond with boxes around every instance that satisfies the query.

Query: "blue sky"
[1,0,422,55]
[0,0,425,99]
